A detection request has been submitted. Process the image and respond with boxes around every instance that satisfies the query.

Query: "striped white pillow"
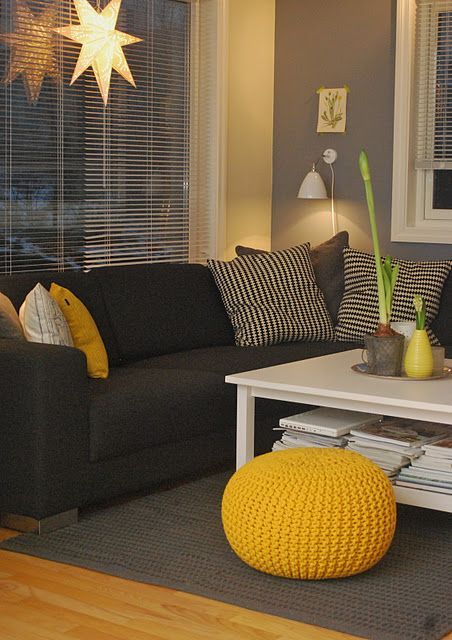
[19,283,73,346]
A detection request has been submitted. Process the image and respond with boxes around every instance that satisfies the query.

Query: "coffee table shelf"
[226,349,452,513]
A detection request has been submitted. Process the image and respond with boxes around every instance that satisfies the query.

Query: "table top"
[225,349,452,417]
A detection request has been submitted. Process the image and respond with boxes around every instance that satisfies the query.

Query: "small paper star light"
[55,0,142,106]
[0,0,60,104]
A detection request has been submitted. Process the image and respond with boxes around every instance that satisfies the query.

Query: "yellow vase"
[404,329,433,378]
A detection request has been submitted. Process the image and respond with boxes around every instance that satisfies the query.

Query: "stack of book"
[396,437,452,494]
[346,418,450,479]
[272,408,382,452]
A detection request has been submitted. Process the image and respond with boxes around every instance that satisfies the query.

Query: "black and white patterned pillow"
[207,244,334,347]
[335,248,452,343]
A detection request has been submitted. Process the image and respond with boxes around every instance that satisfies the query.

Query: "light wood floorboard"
[0,528,450,640]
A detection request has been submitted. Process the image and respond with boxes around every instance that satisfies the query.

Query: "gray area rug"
[1,472,451,640]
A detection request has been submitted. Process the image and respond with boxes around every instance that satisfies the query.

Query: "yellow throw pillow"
[50,283,109,379]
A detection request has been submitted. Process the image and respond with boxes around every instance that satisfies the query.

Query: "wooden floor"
[0,528,450,640]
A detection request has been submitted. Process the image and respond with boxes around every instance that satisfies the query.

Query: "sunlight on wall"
[222,0,275,260]
[273,200,374,253]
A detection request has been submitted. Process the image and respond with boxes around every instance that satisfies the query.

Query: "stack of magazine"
[346,418,450,479]
[396,437,452,494]
[272,408,382,453]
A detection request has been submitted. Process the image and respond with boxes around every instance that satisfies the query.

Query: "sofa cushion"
[335,248,452,343]
[235,231,349,323]
[208,244,335,347]
[0,270,121,365]
[95,263,234,362]
[125,341,360,377]
[0,292,25,339]
[51,283,109,379]
[19,283,73,346]
[122,341,360,457]
[88,367,235,462]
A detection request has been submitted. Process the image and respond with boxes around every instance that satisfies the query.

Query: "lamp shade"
[297,168,328,199]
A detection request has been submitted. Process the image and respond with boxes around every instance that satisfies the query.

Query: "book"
[395,479,452,495]
[350,418,449,448]
[422,438,452,458]
[278,408,383,437]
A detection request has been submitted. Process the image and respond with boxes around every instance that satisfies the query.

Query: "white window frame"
[391,0,452,243]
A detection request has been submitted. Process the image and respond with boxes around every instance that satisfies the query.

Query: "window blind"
[0,0,219,274]
[83,0,193,268]
[415,0,452,170]
[0,0,85,272]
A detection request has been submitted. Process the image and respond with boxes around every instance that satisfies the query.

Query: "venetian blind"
[0,0,85,272]
[415,0,452,170]
[0,0,220,274]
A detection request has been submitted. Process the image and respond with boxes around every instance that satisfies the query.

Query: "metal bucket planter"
[363,334,405,377]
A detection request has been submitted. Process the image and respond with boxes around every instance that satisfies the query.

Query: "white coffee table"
[225,349,452,513]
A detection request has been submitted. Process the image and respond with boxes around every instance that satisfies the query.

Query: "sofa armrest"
[0,339,90,519]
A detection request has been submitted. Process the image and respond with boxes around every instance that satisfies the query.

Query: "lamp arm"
[330,163,338,235]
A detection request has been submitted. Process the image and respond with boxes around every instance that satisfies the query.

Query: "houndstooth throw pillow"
[335,248,452,343]
[207,244,334,347]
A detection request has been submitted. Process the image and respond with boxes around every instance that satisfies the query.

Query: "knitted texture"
[222,448,397,580]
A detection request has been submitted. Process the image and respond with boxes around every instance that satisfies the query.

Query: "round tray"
[351,363,452,381]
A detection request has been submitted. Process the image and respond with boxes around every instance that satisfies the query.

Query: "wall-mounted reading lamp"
[297,148,338,235]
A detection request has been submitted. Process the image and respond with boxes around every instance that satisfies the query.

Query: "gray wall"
[272,0,452,259]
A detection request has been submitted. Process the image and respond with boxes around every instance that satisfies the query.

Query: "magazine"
[398,466,452,482]
[281,432,346,448]
[350,418,449,448]
[346,443,411,467]
[395,479,452,495]
[274,428,347,446]
[346,436,422,457]
[411,456,452,472]
[422,437,452,458]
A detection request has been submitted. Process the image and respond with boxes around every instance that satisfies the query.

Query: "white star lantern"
[55,0,142,106]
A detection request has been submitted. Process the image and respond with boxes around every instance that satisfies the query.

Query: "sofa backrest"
[0,264,235,364]
[0,270,122,365]
[95,263,234,361]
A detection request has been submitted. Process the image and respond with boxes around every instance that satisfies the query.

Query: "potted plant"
[404,295,433,378]
[359,150,404,376]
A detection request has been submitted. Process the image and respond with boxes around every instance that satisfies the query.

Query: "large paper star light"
[0,0,60,104]
[54,0,142,106]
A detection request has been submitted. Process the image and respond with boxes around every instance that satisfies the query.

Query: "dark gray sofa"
[1,259,451,532]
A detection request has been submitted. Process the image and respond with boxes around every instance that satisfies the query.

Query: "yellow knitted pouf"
[222,448,397,579]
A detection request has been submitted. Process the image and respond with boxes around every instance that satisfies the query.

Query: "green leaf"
[358,153,400,326]
[382,266,392,316]
[359,150,371,182]
[391,263,399,290]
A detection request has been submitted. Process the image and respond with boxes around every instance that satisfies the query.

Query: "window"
[0,0,225,273]
[392,0,452,243]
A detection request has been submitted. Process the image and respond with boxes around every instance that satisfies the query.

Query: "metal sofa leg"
[0,508,78,534]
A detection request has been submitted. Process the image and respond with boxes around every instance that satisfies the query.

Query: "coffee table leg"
[236,385,255,469]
